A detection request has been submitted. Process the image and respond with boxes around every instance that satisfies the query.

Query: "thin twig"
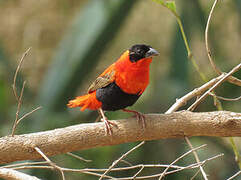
[188,63,241,111]
[10,154,222,179]
[166,74,225,113]
[66,152,92,162]
[120,159,133,167]
[208,92,241,101]
[11,80,26,136]
[34,147,65,180]
[11,48,42,136]
[190,153,223,180]
[99,141,145,180]
[190,168,202,180]
[2,161,48,169]
[227,170,241,180]
[205,0,221,75]
[84,164,183,172]
[185,137,208,180]
[13,164,183,172]
[12,47,31,100]
[159,144,207,180]
[205,0,241,87]
[12,106,41,136]
[132,165,144,179]
[114,154,223,180]
[17,106,42,125]
[13,165,115,179]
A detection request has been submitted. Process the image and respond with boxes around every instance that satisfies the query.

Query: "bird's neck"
[114,51,152,95]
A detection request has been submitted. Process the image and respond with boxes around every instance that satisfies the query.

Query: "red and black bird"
[68,44,159,134]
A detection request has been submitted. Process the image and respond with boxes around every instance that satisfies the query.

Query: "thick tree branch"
[0,111,240,165]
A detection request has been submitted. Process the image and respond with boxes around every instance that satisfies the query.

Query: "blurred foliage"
[34,0,137,130]
[0,0,240,179]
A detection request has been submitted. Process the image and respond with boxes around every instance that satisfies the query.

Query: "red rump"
[67,92,102,111]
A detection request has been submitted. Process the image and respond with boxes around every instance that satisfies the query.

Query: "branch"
[159,144,206,179]
[227,171,241,180]
[100,141,145,180]
[0,111,240,165]
[188,63,241,111]
[34,147,65,180]
[166,73,225,113]
[11,47,41,137]
[12,48,31,101]
[0,168,40,180]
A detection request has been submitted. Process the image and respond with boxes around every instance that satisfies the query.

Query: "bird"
[67,44,159,135]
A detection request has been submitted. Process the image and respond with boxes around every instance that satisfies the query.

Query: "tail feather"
[67,92,102,111]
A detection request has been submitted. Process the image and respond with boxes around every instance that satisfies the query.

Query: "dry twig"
[166,73,225,113]
[66,152,92,162]
[159,144,206,179]
[5,153,222,179]
[2,161,49,169]
[205,0,241,87]
[184,137,208,180]
[99,141,145,179]
[188,63,241,111]
[112,154,223,179]
[11,80,26,136]
[208,92,241,102]
[227,170,241,180]
[12,48,31,100]
[34,147,65,180]
[11,48,41,136]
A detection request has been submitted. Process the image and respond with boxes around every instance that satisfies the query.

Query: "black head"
[129,44,159,63]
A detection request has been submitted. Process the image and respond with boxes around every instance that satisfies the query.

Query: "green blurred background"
[0,0,240,179]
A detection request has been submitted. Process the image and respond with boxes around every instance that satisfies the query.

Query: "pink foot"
[122,109,146,129]
[100,117,118,135]
[99,108,117,135]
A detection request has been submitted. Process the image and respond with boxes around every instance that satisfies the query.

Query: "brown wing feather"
[88,64,115,93]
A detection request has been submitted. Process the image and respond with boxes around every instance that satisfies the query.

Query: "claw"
[122,109,146,129]
[99,108,117,135]
[101,117,112,135]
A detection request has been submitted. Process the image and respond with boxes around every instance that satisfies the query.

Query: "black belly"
[96,82,140,111]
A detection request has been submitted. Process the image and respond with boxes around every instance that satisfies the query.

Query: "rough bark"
[0,111,240,164]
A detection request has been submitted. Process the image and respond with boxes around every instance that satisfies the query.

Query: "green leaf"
[165,1,176,12]
[152,0,176,13]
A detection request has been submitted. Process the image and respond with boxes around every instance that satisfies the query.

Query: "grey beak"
[145,48,159,58]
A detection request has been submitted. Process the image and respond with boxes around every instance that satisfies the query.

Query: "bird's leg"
[98,108,117,135]
[122,109,146,128]
[95,113,101,122]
